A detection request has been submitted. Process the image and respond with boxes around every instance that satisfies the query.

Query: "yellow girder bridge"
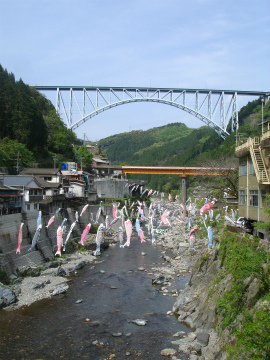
[121,166,232,176]
[121,166,234,204]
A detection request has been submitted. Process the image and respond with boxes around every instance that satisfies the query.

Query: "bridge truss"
[34,86,269,139]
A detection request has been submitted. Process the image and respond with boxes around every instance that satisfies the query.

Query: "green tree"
[0,138,34,170]
[43,109,76,158]
[255,193,270,233]
[77,145,93,171]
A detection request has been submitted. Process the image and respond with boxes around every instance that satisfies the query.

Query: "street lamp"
[261,98,265,136]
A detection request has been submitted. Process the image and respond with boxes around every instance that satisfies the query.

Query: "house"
[34,176,65,202]
[235,123,270,238]
[61,170,86,198]
[0,179,23,215]
[86,145,100,156]
[92,157,110,168]
[2,175,43,212]
[20,168,62,184]
[83,170,98,202]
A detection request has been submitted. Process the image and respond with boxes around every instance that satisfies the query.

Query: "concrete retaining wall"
[0,204,113,276]
[95,179,129,198]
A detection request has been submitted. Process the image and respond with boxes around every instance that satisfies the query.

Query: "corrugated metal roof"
[35,176,61,188]
[3,175,42,188]
[20,168,61,175]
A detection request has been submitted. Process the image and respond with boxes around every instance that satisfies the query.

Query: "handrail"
[249,139,261,182]
[261,129,270,142]
[258,146,270,182]
[249,138,269,183]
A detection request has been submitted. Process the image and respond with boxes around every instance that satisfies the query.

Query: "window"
[261,190,266,207]
[239,190,245,205]
[26,204,30,211]
[240,160,247,176]
[249,158,255,175]
[249,190,258,207]
[34,203,38,210]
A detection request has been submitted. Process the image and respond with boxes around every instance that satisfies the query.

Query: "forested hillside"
[0,64,77,170]
[99,98,269,193]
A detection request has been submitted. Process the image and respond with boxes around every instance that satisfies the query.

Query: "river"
[0,238,190,360]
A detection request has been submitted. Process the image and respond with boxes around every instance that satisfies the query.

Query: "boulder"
[0,286,17,309]
[196,331,210,346]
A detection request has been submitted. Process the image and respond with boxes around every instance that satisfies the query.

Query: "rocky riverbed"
[0,199,226,360]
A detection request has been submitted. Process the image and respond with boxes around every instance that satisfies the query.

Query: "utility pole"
[262,98,265,136]
[80,157,84,171]
[16,151,20,174]
[53,155,57,169]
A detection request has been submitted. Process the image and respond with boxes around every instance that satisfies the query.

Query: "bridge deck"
[121,166,233,176]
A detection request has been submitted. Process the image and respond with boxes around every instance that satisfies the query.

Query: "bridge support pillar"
[181,176,187,208]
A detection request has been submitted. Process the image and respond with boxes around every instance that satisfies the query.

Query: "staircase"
[250,138,270,183]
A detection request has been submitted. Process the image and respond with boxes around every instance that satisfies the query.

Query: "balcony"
[261,129,270,149]
[29,195,43,201]
[42,194,65,202]
[235,137,261,158]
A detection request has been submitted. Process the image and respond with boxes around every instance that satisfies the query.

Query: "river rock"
[32,279,51,290]
[19,266,41,277]
[0,287,17,309]
[131,319,147,326]
[196,331,209,346]
[160,348,177,357]
[112,332,122,337]
[57,266,67,276]
[190,342,202,354]
[72,260,88,271]
[52,285,68,295]
[152,274,169,285]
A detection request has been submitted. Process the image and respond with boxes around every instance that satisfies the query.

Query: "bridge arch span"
[34,86,269,140]
[71,98,229,139]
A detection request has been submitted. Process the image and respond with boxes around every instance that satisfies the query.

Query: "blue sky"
[1,0,270,141]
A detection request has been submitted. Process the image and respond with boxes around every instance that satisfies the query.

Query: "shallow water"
[0,239,190,360]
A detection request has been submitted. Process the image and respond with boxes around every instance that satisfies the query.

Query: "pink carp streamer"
[16,223,24,254]
[200,201,215,215]
[123,220,132,247]
[139,229,146,243]
[46,215,55,228]
[180,203,185,211]
[160,210,170,225]
[55,226,63,256]
[79,223,91,246]
[80,204,89,217]
[189,227,200,250]
[112,205,116,219]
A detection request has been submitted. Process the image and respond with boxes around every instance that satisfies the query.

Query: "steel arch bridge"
[34,86,269,139]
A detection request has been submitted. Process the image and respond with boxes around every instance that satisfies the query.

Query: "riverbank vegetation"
[214,231,270,359]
